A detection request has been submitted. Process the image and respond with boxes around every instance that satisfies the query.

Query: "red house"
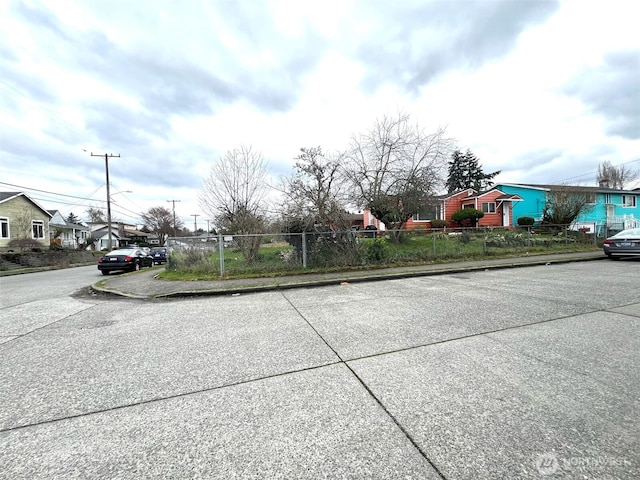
[457,189,523,227]
[403,188,522,229]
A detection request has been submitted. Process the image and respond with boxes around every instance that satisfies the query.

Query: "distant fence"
[165,224,606,277]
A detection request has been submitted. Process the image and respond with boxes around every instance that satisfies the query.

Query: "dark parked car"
[98,248,153,275]
[150,246,169,265]
[603,228,640,259]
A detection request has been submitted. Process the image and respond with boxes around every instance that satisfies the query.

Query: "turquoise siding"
[495,184,640,227]
[495,185,547,226]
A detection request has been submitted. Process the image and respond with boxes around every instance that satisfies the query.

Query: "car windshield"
[106,249,139,256]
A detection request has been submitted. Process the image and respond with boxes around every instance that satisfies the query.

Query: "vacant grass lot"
[162,229,601,280]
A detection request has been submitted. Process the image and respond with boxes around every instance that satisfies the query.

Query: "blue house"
[494,183,640,234]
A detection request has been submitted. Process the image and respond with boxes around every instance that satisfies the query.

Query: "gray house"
[49,210,91,249]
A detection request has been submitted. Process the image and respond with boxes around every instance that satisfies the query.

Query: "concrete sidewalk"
[94,250,606,298]
[2,253,638,479]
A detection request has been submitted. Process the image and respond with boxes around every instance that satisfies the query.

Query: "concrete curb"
[91,253,606,299]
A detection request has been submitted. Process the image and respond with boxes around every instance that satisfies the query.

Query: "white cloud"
[1,0,639,227]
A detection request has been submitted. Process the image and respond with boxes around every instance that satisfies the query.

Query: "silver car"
[603,228,640,258]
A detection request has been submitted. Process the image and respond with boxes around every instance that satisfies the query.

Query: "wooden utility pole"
[91,153,120,250]
[167,199,181,238]
[191,214,200,235]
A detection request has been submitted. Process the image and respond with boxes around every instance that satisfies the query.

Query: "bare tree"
[344,112,451,242]
[597,160,639,189]
[281,146,350,228]
[7,208,43,252]
[200,145,270,262]
[85,207,105,224]
[280,147,360,265]
[542,186,594,226]
[142,206,182,245]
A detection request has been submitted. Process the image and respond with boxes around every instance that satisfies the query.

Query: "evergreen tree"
[446,149,500,193]
[66,212,80,224]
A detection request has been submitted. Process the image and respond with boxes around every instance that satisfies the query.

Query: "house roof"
[0,191,53,217]
[93,231,121,240]
[497,183,640,194]
[495,193,523,201]
[0,192,22,202]
[66,222,89,230]
[460,189,523,201]
[435,188,476,200]
[123,228,149,237]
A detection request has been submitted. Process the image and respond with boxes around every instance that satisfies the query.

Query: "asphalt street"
[0,257,638,479]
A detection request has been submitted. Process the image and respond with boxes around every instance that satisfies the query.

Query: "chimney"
[599,178,610,188]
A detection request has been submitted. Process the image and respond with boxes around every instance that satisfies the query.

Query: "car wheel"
[101,271,109,275]
[134,262,141,271]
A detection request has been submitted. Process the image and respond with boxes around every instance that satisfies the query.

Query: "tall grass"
[161,228,599,280]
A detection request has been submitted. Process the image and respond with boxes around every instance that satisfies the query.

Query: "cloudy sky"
[1,0,639,229]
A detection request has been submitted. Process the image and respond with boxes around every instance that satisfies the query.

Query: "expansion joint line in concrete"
[281,292,448,480]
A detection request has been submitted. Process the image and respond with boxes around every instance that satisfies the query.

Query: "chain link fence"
[165,224,606,277]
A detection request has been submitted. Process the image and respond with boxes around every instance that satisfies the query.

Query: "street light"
[110,190,132,203]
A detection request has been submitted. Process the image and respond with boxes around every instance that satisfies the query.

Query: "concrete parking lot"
[0,259,638,479]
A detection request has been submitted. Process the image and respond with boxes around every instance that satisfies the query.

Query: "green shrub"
[451,208,484,226]
[308,231,362,267]
[166,248,217,274]
[517,216,535,226]
[8,238,43,252]
[366,238,389,262]
[430,219,449,228]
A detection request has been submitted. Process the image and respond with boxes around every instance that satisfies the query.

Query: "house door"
[606,205,615,223]
[502,203,511,227]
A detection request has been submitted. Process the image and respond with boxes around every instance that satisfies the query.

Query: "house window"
[482,202,496,213]
[622,195,637,207]
[0,217,8,238]
[413,205,438,222]
[462,204,475,209]
[604,193,612,204]
[585,193,596,204]
[32,220,44,239]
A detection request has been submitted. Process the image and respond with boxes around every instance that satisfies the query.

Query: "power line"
[556,158,640,184]
[0,181,107,202]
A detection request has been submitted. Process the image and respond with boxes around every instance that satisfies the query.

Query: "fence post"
[432,230,437,258]
[218,233,224,276]
[483,227,487,254]
[302,232,307,268]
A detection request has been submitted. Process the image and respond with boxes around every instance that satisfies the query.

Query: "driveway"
[0,259,638,479]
